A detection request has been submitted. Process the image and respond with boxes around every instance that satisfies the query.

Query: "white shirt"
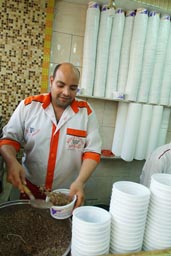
[140,143,171,188]
[1,93,102,189]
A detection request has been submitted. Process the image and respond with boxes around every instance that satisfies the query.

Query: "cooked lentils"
[0,204,71,256]
[47,192,72,206]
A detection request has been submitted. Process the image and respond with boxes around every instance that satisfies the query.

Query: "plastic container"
[46,188,77,219]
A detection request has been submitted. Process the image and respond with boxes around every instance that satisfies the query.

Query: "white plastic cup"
[46,188,77,219]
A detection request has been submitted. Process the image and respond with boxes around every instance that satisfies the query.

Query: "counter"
[103,248,171,256]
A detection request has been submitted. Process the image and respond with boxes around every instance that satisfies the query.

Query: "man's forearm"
[0,145,17,167]
[76,158,99,185]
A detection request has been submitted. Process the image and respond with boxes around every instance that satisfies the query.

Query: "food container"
[0,200,71,256]
[46,188,77,220]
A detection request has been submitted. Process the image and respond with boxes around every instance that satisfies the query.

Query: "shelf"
[76,95,171,108]
[101,150,120,160]
[76,95,127,103]
[64,0,171,15]
[115,0,171,16]
[101,156,121,159]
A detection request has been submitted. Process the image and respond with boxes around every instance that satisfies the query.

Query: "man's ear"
[50,76,53,86]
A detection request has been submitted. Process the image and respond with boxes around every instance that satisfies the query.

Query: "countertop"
[102,248,171,256]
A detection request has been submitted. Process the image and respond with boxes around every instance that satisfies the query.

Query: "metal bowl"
[0,200,71,256]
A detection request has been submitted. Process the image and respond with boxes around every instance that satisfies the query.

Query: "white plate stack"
[71,206,111,256]
[109,181,150,254]
[143,173,171,251]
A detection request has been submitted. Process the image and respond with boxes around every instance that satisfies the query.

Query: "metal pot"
[0,200,71,256]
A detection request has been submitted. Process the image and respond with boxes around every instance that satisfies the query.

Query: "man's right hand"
[0,144,26,193]
[7,159,26,193]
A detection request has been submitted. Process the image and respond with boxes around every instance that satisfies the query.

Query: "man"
[0,63,102,207]
[140,143,171,188]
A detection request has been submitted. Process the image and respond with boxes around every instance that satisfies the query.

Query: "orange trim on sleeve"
[45,124,59,190]
[67,128,87,137]
[0,139,21,152]
[83,152,101,163]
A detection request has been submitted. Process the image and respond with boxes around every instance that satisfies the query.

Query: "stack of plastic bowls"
[109,181,150,254]
[143,173,171,251]
[71,206,111,256]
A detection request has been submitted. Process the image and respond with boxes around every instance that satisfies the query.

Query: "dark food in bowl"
[0,203,71,256]
[47,192,72,206]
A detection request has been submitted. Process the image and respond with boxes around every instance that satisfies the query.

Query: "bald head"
[50,62,80,109]
[52,63,80,81]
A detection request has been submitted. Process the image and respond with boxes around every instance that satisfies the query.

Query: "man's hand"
[0,144,26,192]
[69,180,85,208]
[6,159,26,193]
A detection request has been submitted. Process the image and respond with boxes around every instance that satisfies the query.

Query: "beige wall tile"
[85,159,145,206]
[103,101,117,126]
[85,176,113,205]
[49,63,57,77]
[75,66,82,86]
[100,126,115,149]
[50,32,72,63]
[87,99,105,125]
[70,35,84,67]
[47,63,58,91]
[53,2,87,36]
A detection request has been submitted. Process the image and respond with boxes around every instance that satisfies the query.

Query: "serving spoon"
[22,184,53,209]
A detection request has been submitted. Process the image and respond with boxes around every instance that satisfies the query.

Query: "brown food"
[0,203,71,256]
[47,192,72,206]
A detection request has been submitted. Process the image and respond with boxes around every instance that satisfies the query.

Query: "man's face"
[50,65,79,109]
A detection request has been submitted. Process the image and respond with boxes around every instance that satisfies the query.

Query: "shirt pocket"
[66,128,87,151]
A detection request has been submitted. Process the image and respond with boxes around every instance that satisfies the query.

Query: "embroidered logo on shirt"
[30,127,35,133]
[66,136,85,150]
[26,127,40,136]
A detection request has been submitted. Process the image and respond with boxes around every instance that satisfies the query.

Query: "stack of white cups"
[143,173,171,251]
[71,206,111,256]
[109,181,150,254]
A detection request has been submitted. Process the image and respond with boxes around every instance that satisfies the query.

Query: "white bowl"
[151,174,171,192]
[72,226,110,239]
[46,189,77,219]
[110,196,149,207]
[72,238,110,250]
[71,241,109,256]
[73,206,111,227]
[150,196,171,209]
[71,245,109,256]
[112,181,150,199]
[110,202,149,218]
[143,236,171,250]
[110,244,142,254]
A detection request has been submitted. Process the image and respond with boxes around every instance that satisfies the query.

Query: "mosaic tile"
[0,0,51,124]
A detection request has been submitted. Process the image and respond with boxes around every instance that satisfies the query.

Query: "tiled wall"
[48,1,87,85]
[0,0,49,124]
[49,1,147,206]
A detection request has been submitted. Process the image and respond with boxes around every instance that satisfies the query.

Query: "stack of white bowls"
[143,173,171,251]
[71,206,111,256]
[109,181,150,254]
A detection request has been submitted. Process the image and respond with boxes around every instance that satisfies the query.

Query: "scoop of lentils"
[48,192,72,206]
